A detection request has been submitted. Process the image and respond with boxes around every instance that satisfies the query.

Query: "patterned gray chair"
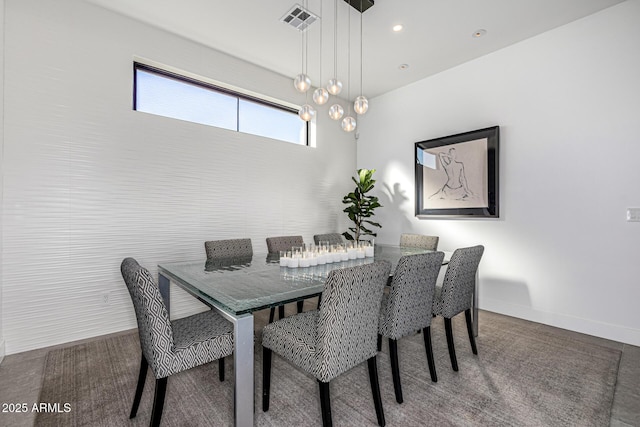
[262,261,391,427]
[313,233,344,245]
[377,251,445,403]
[121,258,234,427]
[266,235,305,320]
[204,238,253,259]
[399,233,439,251]
[432,245,484,371]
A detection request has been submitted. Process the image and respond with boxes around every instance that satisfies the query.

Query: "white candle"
[288,257,299,268]
[365,246,374,257]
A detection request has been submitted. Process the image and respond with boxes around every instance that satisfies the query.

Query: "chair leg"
[269,307,275,323]
[422,326,437,382]
[367,356,386,427]
[150,377,167,427]
[130,355,148,419]
[278,305,285,320]
[444,317,458,371]
[297,300,304,313]
[317,294,322,309]
[377,334,382,352]
[219,357,225,382]
[262,348,272,412]
[465,309,478,355]
[318,380,333,427]
[388,339,403,404]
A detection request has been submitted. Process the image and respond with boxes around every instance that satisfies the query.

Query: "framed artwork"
[415,126,499,218]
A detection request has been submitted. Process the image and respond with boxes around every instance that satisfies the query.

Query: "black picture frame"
[415,126,499,218]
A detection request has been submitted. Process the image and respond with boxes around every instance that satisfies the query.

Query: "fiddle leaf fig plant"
[342,168,382,242]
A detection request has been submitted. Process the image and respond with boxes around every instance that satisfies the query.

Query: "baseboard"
[0,339,5,365]
[481,297,640,347]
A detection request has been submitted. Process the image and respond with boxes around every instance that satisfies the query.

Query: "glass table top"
[158,244,445,316]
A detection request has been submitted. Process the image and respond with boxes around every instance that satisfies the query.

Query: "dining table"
[157,244,477,427]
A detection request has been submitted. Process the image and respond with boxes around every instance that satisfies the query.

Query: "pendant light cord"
[360,0,363,96]
[347,4,351,113]
[333,0,338,78]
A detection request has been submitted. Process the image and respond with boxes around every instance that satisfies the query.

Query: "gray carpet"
[35,310,621,426]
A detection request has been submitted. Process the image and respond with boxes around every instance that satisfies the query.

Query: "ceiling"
[85,0,625,99]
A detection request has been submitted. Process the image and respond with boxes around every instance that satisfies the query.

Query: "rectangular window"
[134,63,307,145]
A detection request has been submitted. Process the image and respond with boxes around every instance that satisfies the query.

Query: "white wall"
[0,0,5,363]
[358,0,640,345]
[1,0,356,354]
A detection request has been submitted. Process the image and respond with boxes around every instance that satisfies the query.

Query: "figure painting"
[414,126,499,218]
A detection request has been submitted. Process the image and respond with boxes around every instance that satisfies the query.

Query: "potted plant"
[342,169,382,242]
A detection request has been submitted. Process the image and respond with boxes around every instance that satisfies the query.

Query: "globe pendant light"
[293,3,311,93]
[299,103,316,121]
[313,87,329,105]
[341,115,356,132]
[294,74,311,93]
[327,78,342,96]
[354,95,368,114]
[341,3,356,133]
[312,0,329,106]
[328,103,344,120]
[353,0,368,115]
[326,0,342,96]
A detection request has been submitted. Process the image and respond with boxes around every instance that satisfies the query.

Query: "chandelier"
[285,0,373,132]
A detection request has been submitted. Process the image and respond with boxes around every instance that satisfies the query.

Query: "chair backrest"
[399,233,439,251]
[265,235,304,253]
[121,257,174,377]
[379,252,445,340]
[313,233,343,246]
[204,238,253,259]
[439,245,484,318]
[315,260,391,382]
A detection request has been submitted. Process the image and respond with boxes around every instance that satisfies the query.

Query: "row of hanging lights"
[293,0,369,133]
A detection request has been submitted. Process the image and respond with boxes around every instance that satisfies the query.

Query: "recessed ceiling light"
[392,24,403,32]
[399,64,409,70]
[472,29,487,38]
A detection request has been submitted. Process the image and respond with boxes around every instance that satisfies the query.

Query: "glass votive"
[347,246,358,259]
[279,250,289,266]
[288,256,299,268]
[300,252,311,268]
[365,244,374,257]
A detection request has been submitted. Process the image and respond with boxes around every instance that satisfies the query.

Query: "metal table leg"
[230,314,254,426]
[158,273,255,426]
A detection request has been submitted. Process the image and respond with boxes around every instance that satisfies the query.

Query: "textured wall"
[0,0,5,362]
[1,0,356,354]
[357,1,640,345]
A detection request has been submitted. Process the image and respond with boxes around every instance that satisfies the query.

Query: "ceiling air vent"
[281,4,318,32]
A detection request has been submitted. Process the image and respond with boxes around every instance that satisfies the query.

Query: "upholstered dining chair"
[204,238,253,259]
[262,261,391,427]
[432,245,484,371]
[377,251,445,403]
[121,258,234,427]
[399,233,439,251]
[313,233,344,246]
[266,235,305,320]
